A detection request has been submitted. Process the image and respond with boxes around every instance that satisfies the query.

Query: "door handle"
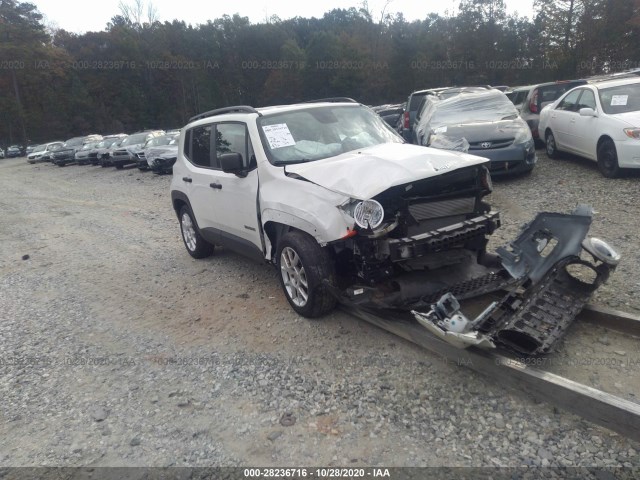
[182,177,192,183]
[209,183,222,190]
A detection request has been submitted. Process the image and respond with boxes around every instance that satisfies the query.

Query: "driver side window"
[557,89,582,112]
[577,89,596,110]
[216,123,255,170]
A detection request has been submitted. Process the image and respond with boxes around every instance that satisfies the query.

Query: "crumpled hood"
[284,143,489,199]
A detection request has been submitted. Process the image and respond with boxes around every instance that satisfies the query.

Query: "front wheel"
[179,205,214,259]
[276,231,337,318]
[545,131,560,159]
[597,139,620,178]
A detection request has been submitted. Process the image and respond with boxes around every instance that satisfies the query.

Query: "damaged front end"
[412,205,619,355]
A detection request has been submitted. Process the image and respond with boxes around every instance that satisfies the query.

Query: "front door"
[207,122,263,256]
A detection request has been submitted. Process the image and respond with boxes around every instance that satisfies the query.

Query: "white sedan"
[539,77,640,177]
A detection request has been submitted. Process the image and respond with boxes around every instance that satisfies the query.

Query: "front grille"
[469,138,514,150]
[408,197,476,221]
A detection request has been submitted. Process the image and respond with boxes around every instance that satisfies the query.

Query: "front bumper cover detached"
[413,205,620,355]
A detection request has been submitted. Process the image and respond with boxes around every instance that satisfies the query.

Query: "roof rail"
[302,97,358,104]
[188,105,261,123]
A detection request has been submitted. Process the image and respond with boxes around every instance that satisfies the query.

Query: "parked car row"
[373,85,537,176]
[413,88,536,176]
[5,145,25,158]
[26,130,180,174]
[372,71,639,178]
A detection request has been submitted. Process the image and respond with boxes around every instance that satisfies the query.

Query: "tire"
[597,139,620,178]
[179,205,214,259]
[276,231,337,318]
[545,130,560,159]
[115,164,123,170]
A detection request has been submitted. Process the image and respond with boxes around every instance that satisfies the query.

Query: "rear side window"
[515,91,528,104]
[556,89,582,112]
[184,124,213,167]
[415,97,428,121]
[409,93,427,111]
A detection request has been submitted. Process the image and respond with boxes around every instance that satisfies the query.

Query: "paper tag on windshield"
[434,126,447,133]
[611,95,628,106]
[262,124,296,149]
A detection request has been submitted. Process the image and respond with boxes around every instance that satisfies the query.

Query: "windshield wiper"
[274,158,315,166]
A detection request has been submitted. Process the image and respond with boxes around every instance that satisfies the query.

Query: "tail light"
[529,89,539,114]
[403,111,409,129]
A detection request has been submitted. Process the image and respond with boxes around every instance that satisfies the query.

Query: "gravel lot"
[0,152,639,469]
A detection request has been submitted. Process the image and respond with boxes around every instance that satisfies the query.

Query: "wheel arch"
[264,221,313,262]
[261,207,332,261]
[597,135,614,151]
[171,190,192,219]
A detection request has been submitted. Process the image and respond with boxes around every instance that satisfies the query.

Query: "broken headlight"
[353,200,384,229]
[339,198,401,238]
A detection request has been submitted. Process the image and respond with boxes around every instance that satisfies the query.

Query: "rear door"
[548,89,582,149]
[566,88,600,159]
[181,123,219,232]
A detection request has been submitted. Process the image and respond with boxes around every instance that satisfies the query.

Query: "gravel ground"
[0,152,639,470]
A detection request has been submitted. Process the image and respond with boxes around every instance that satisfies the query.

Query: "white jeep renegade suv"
[170,99,499,318]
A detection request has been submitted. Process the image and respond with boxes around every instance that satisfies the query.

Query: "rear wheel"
[179,205,214,259]
[276,231,337,318]
[545,131,560,159]
[597,139,620,178]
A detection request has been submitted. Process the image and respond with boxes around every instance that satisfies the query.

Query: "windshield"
[146,135,176,148]
[121,133,149,146]
[33,145,46,152]
[431,92,518,126]
[257,105,402,164]
[64,137,84,147]
[598,83,640,114]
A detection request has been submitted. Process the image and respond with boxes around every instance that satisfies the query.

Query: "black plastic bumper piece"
[387,211,500,262]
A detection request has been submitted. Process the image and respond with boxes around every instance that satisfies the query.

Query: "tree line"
[1,0,639,145]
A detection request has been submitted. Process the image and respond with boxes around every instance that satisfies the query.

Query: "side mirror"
[579,107,598,117]
[220,152,246,177]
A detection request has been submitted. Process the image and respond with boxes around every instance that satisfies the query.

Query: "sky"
[32,0,536,34]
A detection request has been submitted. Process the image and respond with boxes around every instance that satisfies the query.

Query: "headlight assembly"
[623,128,640,139]
[353,199,384,229]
